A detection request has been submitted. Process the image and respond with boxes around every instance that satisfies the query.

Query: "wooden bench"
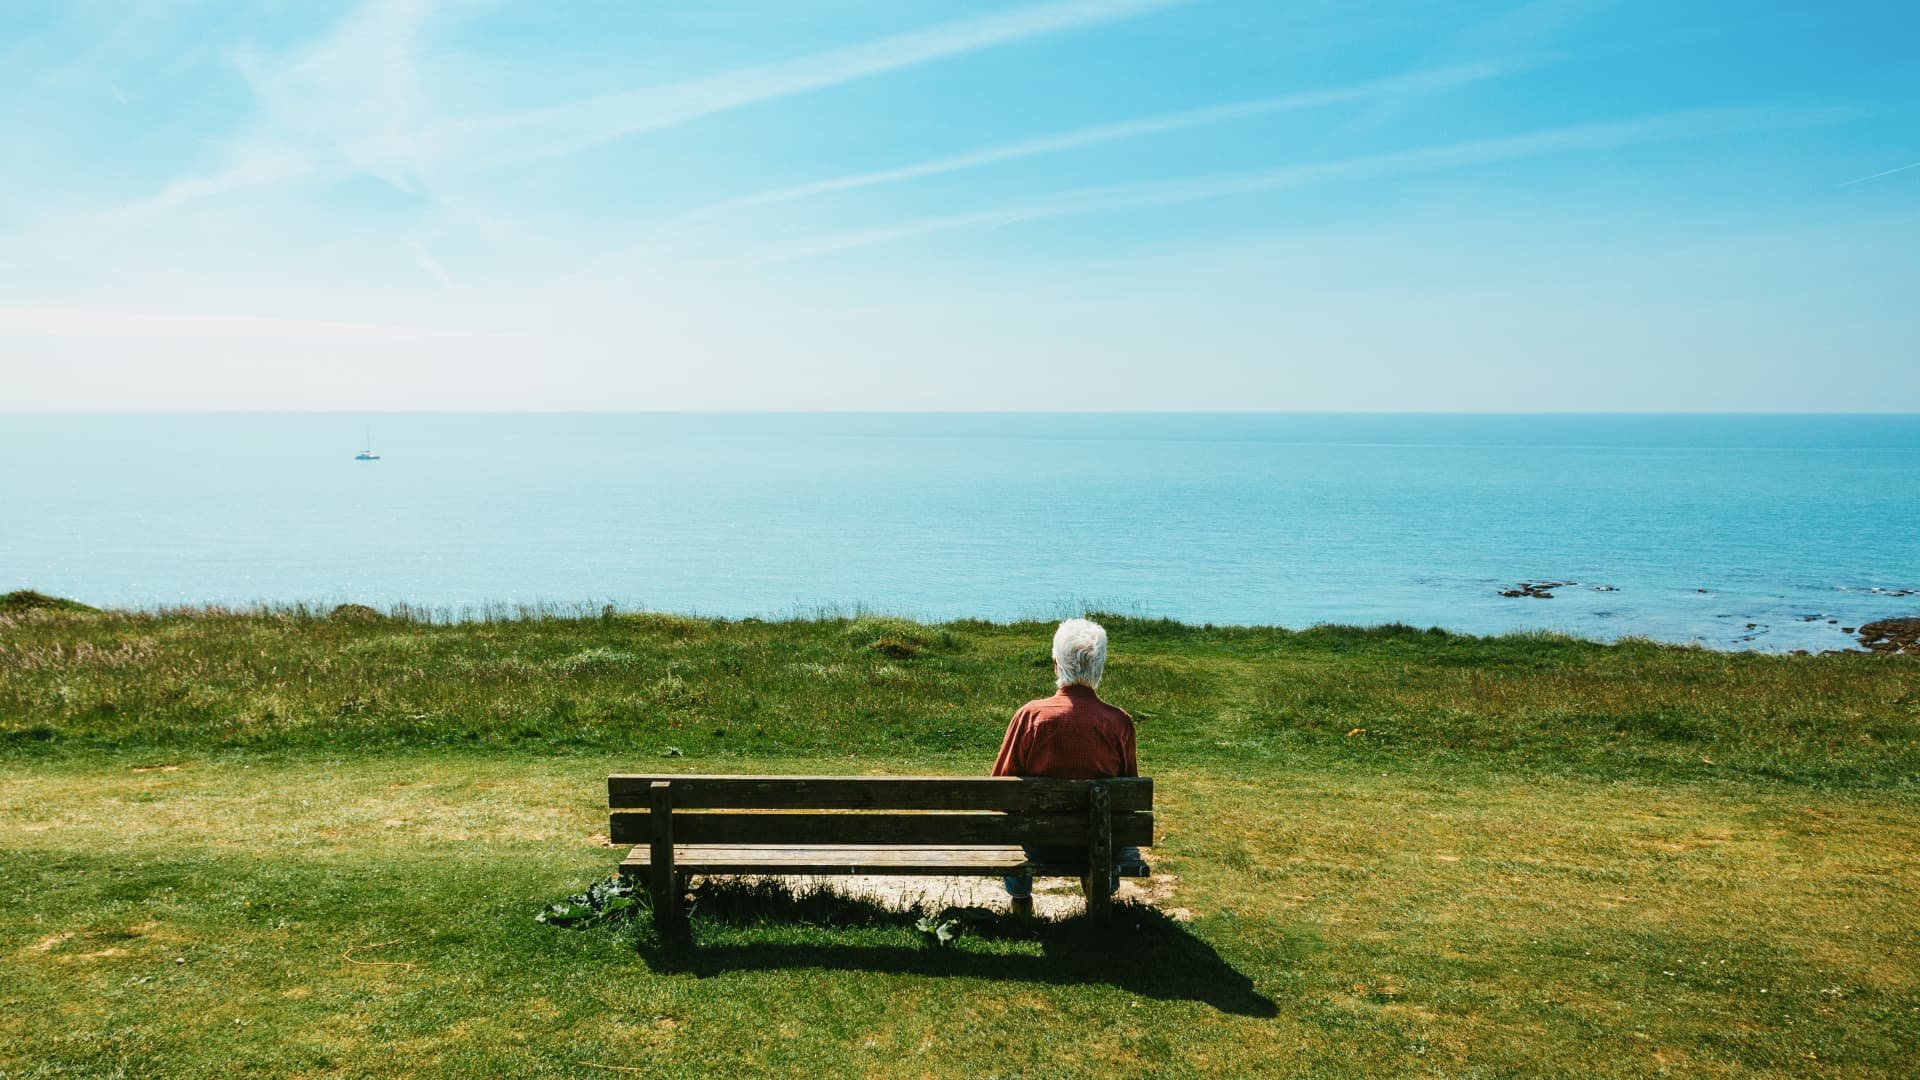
[608,774,1153,924]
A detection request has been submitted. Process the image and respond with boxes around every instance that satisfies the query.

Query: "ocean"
[4,413,1915,651]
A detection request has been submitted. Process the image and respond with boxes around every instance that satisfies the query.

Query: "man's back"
[990,684,1137,779]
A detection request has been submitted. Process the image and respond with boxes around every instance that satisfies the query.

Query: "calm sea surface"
[4,413,1916,651]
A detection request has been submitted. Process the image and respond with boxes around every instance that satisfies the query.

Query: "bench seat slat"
[607,810,1153,847]
[618,844,1151,877]
[608,775,1151,813]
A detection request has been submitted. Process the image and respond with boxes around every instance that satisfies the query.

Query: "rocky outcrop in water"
[1856,618,1920,655]
[1498,581,1625,599]
[1501,581,1574,599]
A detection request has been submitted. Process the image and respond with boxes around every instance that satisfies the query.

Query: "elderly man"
[992,617,1137,915]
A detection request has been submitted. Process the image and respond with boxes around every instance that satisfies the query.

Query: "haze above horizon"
[3,1,1916,411]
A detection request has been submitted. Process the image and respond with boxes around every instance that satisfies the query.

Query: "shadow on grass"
[638,880,1280,1018]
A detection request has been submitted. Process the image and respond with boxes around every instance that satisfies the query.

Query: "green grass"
[1,589,100,615]
[3,605,1919,1076]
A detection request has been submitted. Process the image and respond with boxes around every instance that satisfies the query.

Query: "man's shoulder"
[1090,697,1134,733]
[1025,691,1132,725]
[1018,695,1065,717]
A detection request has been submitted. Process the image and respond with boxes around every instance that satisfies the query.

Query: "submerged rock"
[1856,618,1920,655]
[1500,581,1575,599]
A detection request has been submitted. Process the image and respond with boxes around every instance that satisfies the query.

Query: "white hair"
[1052,618,1108,688]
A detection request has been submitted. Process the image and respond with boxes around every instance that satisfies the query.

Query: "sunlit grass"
[3,606,1918,1075]
[3,608,1917,790]
[4,754,1917,1076]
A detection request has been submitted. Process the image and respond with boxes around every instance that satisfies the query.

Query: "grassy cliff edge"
[2,602,1915,790]
[4,602,1918,1076]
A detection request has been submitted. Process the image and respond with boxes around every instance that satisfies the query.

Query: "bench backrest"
[607,774,1153,847]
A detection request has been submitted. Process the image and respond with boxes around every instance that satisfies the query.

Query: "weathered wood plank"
[618,845,1153,877]
[607,810,1153,847]
[1086,781,1113,923]
[648,781,678,925]
[608,775,1152,813]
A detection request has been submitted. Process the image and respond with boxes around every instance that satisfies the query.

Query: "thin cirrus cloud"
[429,0,1197,171]
[1837,160,1920,187]
[678,56,1555,218]
[80,0,1189,223]
[165,0,431,208]
[743,105,1857,265]
[14,0,1189,294]
[230,0,432,193]
[404,239,456,291]
[7,0,427,266]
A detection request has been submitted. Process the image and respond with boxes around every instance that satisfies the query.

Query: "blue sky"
[2,0,1916,410]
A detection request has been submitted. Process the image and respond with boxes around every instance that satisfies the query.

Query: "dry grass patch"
[3,752,1917,1076]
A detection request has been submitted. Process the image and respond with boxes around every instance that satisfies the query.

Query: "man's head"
[1052,618,1108,689]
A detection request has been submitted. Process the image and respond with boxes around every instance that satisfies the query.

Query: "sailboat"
[355,426,381,461]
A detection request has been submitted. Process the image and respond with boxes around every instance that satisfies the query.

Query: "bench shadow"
[638,881,1279,1018]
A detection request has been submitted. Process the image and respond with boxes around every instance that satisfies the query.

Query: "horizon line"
[5,409,1920,418]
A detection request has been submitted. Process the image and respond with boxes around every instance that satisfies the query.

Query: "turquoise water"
[3,413,1916,651]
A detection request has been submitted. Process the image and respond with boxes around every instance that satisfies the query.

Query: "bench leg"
[1087,782,1113,923]
[646,870,679,927]
[649,781,680,929]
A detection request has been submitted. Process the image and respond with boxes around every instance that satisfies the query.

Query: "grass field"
[4,604,1918,1076]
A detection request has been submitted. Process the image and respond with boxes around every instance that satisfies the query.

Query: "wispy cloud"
[1346,0,1611,135]
[64,0,1187,225]
[14,0,428,255]
[7,145,317,277]
[433,0,1194,169]
[142,148,315,213]
[228,0,432,196]
[745,106,1853,265]
[1837,160,1920,187]
[0,307,507,340]
[682,57,1548,218]
[405,238,455,290]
